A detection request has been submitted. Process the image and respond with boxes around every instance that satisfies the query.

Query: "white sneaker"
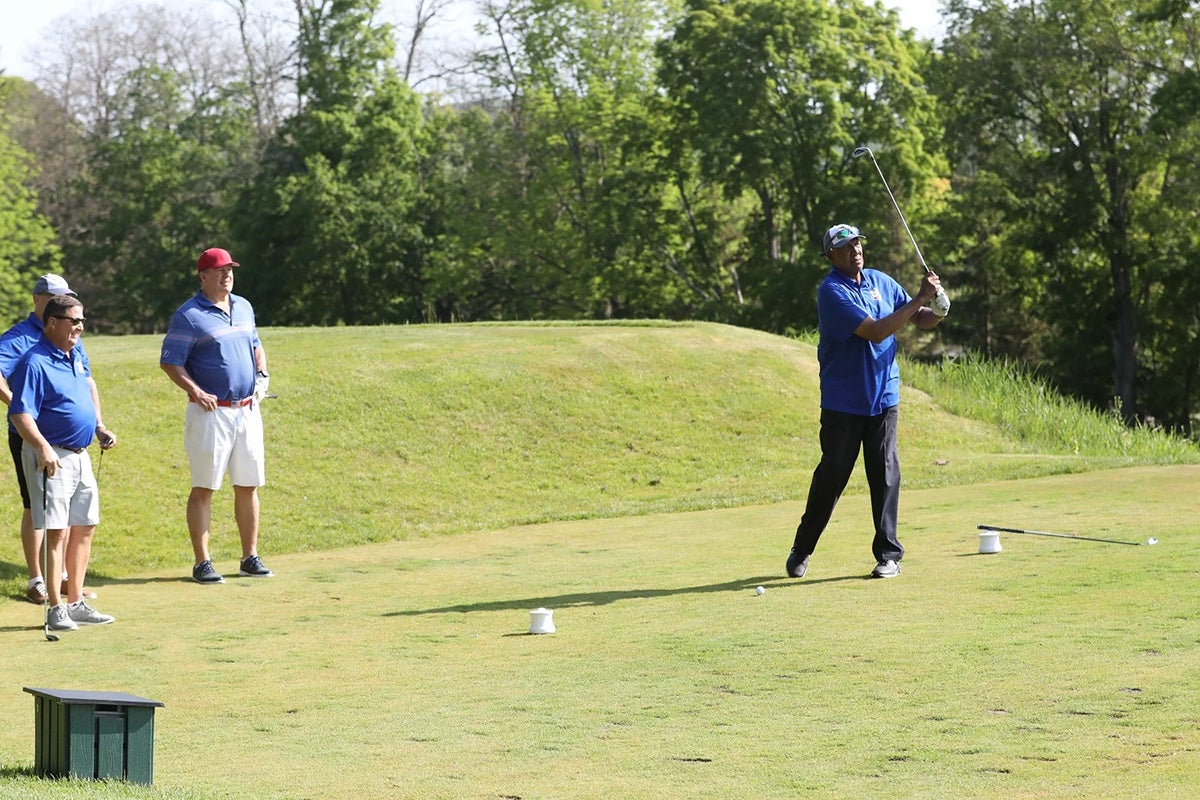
[871,559,901,579]
[68,600,115,625]
[47,604,78,631]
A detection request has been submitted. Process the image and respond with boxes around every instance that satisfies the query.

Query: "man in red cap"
[160,248,274,584]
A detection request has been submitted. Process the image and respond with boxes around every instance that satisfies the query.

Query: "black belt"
[189,397,253,408]
[51,444,85,454]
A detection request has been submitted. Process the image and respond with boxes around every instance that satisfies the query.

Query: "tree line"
[0,0,1197,437]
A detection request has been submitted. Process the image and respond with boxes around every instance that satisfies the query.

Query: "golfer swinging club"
[785,224,948,580]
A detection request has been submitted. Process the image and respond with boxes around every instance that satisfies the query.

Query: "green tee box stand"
[23,687,165,785]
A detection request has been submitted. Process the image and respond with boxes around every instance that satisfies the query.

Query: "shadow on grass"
[85,575,195,587]
[6,574,191,605]
[0,764,36,778]
[385,573,863,617]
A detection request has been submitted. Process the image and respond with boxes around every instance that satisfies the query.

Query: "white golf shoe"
[68,600,115,625]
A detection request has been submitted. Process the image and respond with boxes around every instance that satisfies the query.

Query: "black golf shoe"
[239,555,275,578]
[192,560,226,584]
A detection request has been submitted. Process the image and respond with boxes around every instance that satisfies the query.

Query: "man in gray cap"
[784,224,947,581]
[0,275,115,603]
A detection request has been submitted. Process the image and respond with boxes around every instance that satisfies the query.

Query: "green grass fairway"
[0,322,1196,798]
[1,466,1197,799]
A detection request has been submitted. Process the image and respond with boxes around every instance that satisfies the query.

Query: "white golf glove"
[931,289,951,317]
[253,370,270,406]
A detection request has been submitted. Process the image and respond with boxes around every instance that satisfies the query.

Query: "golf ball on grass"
[755,586,765,595]
[1147,537,1158,546]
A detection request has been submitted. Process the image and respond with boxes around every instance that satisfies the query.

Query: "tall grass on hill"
[903,354,1197,460]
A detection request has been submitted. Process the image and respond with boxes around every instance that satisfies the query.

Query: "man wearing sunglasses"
[0,274,114,606]
[8,294,117,631]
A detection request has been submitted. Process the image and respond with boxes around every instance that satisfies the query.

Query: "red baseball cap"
[197,248,240,272]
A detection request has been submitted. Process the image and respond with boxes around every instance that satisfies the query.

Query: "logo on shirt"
[870,288,883,302]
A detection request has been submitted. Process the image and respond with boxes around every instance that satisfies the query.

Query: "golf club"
[95,429,114,481]
[978,524,1158,547]
[851,145,949,306]
[42,468,58,642]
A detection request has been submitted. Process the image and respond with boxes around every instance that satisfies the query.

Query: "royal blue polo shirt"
[8,336,97,449]
[160,291,260,401]
[816,267,911,416]
[1,315,92,434]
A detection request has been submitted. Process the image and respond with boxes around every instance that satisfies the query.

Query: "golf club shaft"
[42,468,58,641]
[977,524,1143,546]
[861,150,931,274]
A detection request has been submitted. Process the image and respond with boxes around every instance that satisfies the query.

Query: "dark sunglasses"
[50,315,86,326]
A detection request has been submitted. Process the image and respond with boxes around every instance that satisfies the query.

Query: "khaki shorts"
[22,445,100,529]
[185,403,266,490]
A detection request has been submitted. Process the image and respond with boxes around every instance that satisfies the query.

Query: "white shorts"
[22,445,100,529]
[185,403,266,490]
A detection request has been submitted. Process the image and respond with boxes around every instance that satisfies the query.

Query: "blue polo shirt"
[160,292,260,401]
[8,337,97,449]
[816,268,911,416]
[0,314,91,433]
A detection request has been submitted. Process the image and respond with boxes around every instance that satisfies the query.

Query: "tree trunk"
[757,186,781,262]
[1109,249,1138,424]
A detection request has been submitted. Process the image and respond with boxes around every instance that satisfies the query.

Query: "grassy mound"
[2,321,1193,587]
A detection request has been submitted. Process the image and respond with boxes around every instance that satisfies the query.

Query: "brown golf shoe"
[26,581,48,605]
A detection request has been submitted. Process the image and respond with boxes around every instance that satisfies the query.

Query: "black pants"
[791,407,903,563]
[9,428,30,509]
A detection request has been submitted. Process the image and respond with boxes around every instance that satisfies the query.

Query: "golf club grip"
[978,525,1026,534]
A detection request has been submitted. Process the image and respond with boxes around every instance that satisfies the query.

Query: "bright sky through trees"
[0,0,945,79]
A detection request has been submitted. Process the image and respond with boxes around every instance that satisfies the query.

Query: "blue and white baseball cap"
[823,224,866,253]
[32,274,77,296]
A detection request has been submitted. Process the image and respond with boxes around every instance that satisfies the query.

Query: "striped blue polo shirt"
[160,292,261,401]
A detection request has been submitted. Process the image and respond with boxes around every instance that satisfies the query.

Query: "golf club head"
[851,146,872,159]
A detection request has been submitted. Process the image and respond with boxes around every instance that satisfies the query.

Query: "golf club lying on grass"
[978,524,1158,547]
[851,145,949,314]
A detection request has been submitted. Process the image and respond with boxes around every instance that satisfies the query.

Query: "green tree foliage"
[7,0,1197,434]
[0,78,62,323]
[234,0,432,325]
[8,5,271,333]
[434,0,743,322]
[936,0,1200,427]
[60,66,257,332]
[657,0,944,331]
[1139,2,1200,433]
